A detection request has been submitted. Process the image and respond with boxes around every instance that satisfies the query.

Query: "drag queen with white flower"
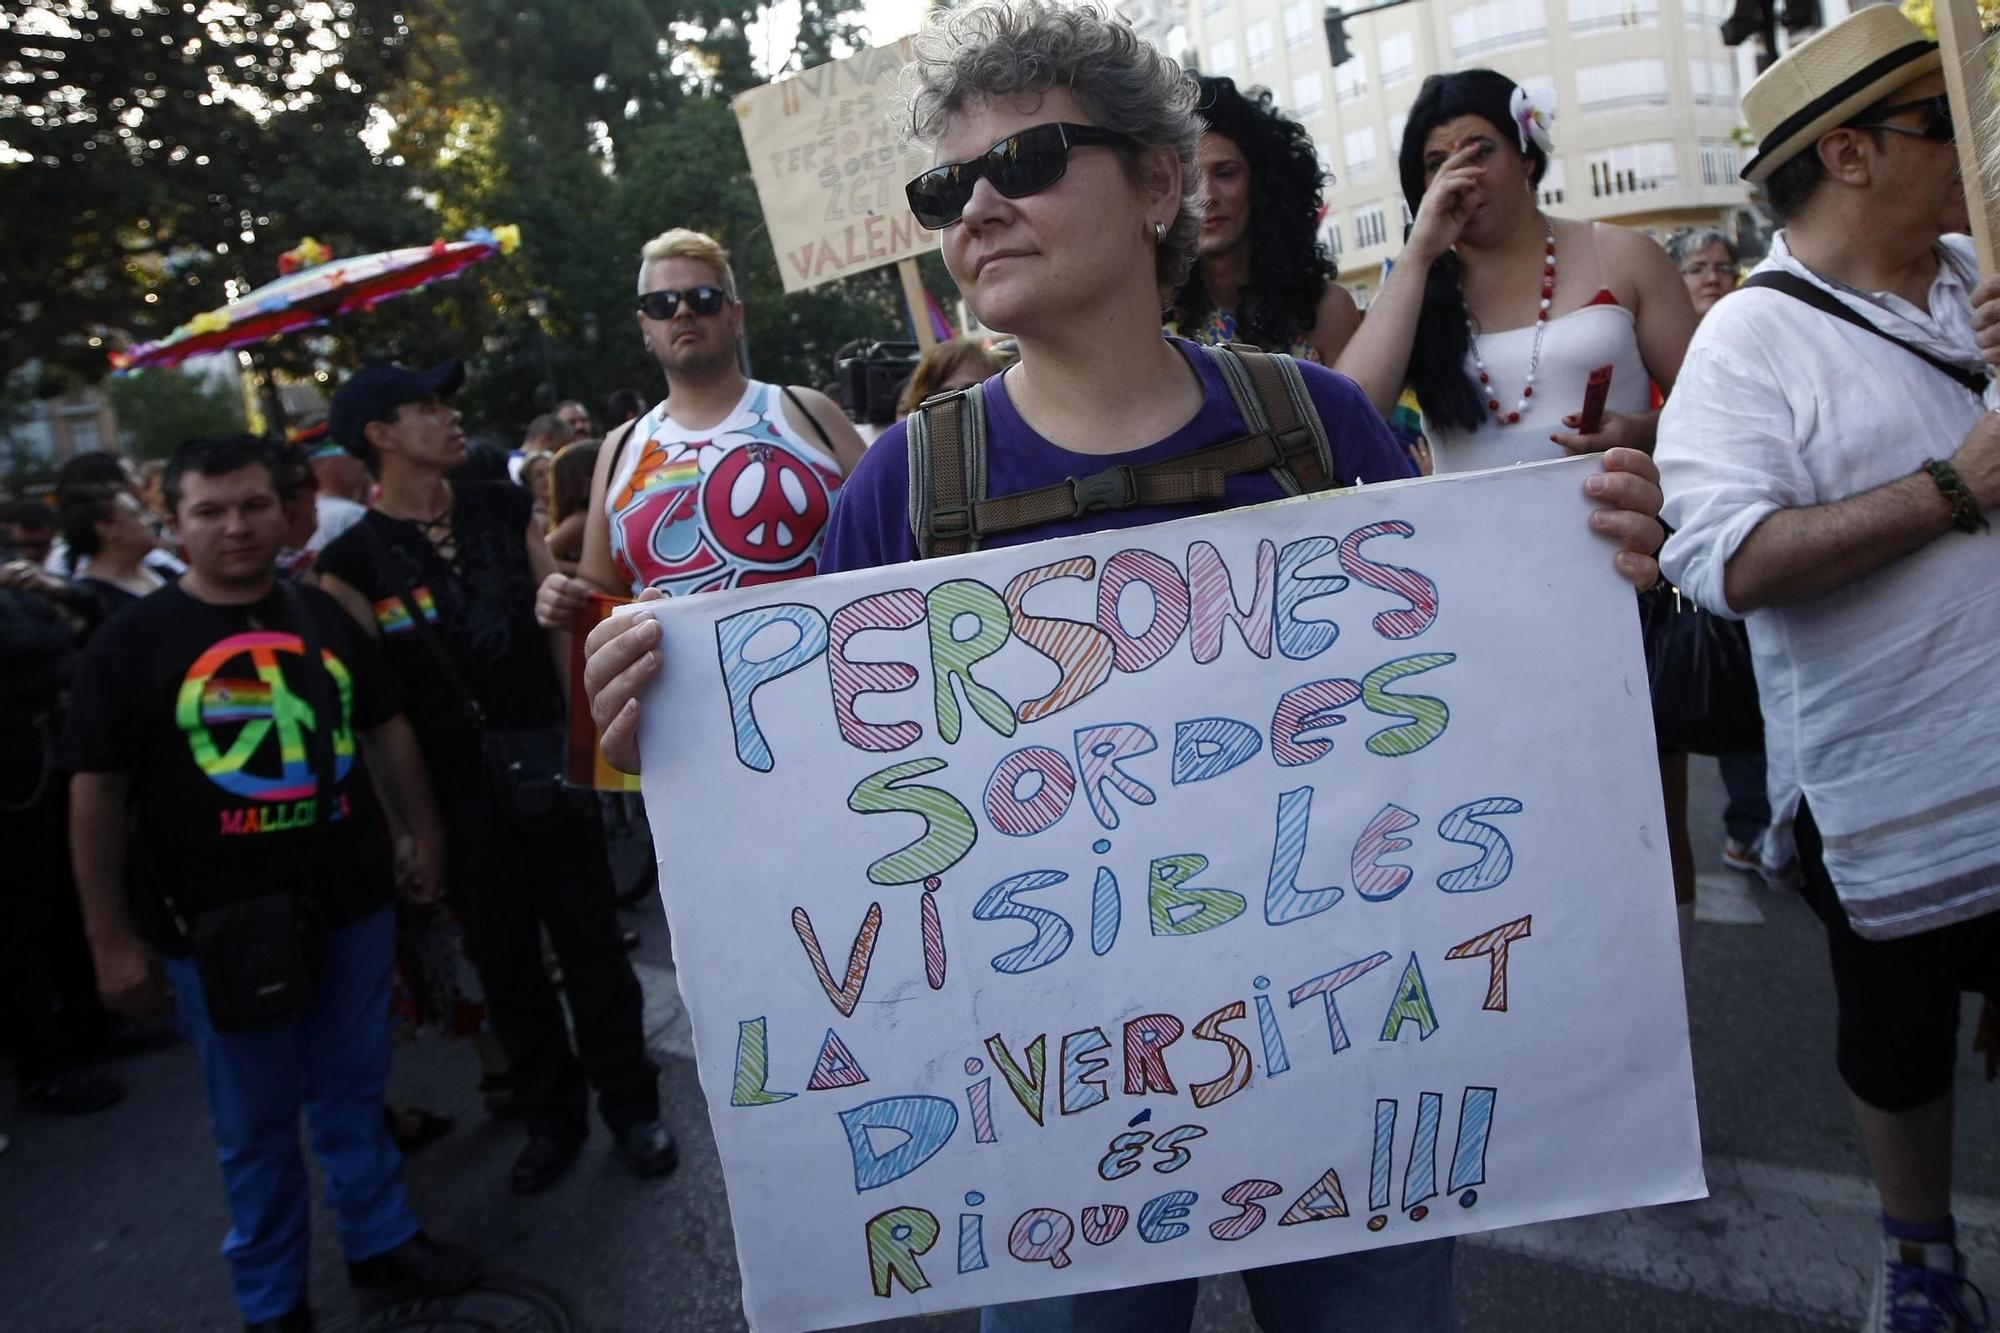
[1339,70,1695,468]
[1340,67,1703,951]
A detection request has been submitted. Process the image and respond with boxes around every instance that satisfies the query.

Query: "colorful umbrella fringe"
[110,225,520,373]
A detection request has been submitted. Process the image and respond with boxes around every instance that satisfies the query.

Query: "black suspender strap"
[782,384,841,458]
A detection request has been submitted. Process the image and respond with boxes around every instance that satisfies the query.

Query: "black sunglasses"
[1851,93,1954,143]
[905,122,1138,230]
[636,286,730,320]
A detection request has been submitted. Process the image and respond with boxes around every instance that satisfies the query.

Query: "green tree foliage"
[365,0,911,435]
[0,1,428,385]
[1899,0,2000,37]
[105,370,246,461]
[7,0,944,437]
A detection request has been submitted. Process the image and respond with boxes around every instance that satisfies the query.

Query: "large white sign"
[638,458,1705,1331]
[733,40,939,294]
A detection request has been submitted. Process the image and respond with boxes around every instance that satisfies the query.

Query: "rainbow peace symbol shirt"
[604,381,845,597]
[60,581,401,954]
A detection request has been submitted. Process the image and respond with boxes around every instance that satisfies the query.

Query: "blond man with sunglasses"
[535,229,867,626]
[1657,8,2000,1329]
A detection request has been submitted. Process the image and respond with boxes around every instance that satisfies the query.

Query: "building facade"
[1181,0,1826,304]
[1,382,121,476]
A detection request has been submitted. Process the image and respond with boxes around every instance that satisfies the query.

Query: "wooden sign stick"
[899,257,940,354]
[1937,0,2000,271]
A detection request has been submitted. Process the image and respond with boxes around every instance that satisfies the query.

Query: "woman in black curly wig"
[1168,75,1358,362]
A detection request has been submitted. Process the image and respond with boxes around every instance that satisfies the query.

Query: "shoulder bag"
[1639,578,1763,757]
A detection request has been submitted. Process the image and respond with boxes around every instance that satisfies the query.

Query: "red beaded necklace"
[1466,216,1556,427]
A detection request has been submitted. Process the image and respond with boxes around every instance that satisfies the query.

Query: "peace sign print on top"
[608,382,844,598]
[177,629,357,802]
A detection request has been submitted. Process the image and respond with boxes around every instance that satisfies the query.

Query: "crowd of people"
[1,1,1996,1330]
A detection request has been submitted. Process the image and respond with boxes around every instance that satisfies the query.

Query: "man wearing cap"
[1656,8,1998,1329]
[315,362,678,1194]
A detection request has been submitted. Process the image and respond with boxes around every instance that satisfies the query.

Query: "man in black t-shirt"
[63,436,479,1332]
[318,362,675,1195]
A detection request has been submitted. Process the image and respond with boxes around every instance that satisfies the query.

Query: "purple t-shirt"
[821,338,1414,575]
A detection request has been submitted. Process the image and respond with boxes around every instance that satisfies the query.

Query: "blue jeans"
[165,905,419,1321]
[1718,754,1770,849]
[980,1237,1456,1332]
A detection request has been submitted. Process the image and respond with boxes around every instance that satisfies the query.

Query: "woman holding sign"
[582,2,1669,1328]
[1337,71,1703,956]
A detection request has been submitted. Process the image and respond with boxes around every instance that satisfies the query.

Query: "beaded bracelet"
[1923,458,1990,534]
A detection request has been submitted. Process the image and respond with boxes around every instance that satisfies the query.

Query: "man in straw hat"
[1656,6,1999,1329]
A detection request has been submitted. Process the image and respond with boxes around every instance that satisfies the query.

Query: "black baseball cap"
[329,360,465,457]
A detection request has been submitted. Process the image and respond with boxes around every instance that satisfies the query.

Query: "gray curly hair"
[901,0,1201,309]
[1664,228,1735,265]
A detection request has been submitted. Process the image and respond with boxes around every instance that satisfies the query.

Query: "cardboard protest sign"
[636,456,1704,1331]
[733,40,939,294]
[1937,0,2000,272]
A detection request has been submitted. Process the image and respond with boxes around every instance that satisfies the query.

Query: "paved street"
[5,759,1996,1332]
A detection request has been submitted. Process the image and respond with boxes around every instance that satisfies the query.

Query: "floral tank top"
[604,380,844,596]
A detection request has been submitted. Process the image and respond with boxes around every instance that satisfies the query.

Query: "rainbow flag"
[373,587,439,635]
[636,454,702,494]
[567,595,645,793]
[201,678,272,723]
[910,284,955,345]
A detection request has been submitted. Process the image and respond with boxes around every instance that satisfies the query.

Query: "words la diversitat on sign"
[634,456,1706,1332]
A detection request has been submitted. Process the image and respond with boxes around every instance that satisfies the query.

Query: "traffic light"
[1780,0,1820,34]
[1719,0,1768,47]
[1324,7,1353,67]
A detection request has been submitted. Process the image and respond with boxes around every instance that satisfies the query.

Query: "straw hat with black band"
[1740,4,1941,184]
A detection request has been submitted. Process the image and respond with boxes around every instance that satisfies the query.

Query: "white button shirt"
[1657,232,2000,940]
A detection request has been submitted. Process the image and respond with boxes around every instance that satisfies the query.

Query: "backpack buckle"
[1272,424,1315,465]
[1070,465,1138,514]
[931,504,973,541]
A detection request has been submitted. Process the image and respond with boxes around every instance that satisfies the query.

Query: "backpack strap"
[1206,343,1336,496]
[904,347,1341,560]
[908,385,989,559]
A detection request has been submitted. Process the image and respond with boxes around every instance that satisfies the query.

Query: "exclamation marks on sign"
[1448,1086,1497,1207]
[1367,1099,1396,1232]
[1402,1091,1442,1220]
[1368,1088,1497,1230]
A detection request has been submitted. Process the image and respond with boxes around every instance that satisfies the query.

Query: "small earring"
[1153,221,1167,244]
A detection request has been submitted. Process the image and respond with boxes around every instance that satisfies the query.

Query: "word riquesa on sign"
[708,518,1534,1294]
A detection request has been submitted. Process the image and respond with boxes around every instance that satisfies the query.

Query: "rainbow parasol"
[110,226,520,373]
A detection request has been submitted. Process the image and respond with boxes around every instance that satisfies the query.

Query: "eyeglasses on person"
[1678,261,1740,281]
[905,121,1140,231]
[1849,93,1954,143]
[636,286,731,320]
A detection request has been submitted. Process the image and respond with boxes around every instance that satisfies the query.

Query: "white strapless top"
[1428,299,1650,475]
